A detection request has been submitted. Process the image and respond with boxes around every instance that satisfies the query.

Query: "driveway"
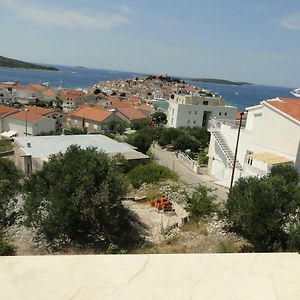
[151,145,229,203]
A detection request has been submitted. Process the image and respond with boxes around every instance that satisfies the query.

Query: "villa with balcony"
[207,97,300,187]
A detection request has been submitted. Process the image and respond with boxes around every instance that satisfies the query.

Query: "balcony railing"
[208,118,246,132]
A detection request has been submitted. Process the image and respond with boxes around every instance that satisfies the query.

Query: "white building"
[14,134,149,175]
[207,97,299,187]
[167,94,237,128]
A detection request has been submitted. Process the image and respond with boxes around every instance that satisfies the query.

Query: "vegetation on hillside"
[226,164,300,252]
[126,125,210,155]
[128,163,178,188]
[0,55,58,71]
[188,78,252,85]
[23,145,141,249]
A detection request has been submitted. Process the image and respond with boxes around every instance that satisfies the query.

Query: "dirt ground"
[123,200,188,244]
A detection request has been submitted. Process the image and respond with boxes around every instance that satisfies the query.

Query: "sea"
[0,65,296,111]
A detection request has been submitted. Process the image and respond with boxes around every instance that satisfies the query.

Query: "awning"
[1,130,18,138]
[249,152,292,165]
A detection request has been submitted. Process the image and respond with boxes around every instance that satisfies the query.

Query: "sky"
[0,0,300,87]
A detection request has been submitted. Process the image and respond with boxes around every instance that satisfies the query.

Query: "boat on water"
[290,88,300,97]
[41,82,50,87]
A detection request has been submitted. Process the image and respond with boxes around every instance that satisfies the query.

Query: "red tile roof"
[0,105,18,117]
[8,111,43,122]
[68,105,112,122]
[24,105,55,116]
[110,100,131,108]
[266,98,300,122]
[117,106,148,121]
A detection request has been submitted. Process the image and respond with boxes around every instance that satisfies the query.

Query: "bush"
[226,165,300,252]
[0,240,15,256]
[23,145,137,248]
[0,158,22,225]
[198,150,209,165]
[128,163,178,188]
[172,133,200,152]
[218,240,236,253]
[185,185,219,221]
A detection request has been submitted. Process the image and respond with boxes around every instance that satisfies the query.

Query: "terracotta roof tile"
[24,105,55,116]
[117,106,147,121]
[266,98,300,122]
[9,111,43,122]
[68,105,112,122]
[0,105,18,117]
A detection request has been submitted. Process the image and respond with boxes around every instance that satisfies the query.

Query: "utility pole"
[25,108,29,136]
[230,112,244,189]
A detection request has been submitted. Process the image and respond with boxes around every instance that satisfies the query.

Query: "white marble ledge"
[0,253,299,300]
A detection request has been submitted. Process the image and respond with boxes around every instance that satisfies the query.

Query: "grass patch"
[145,188,161,200]
[128,163,178,188]
[217,240,237,253]
[0,139,13,152]
[182,221,208,236]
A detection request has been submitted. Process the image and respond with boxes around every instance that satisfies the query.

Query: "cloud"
[0,0,130,30]
[280,13,300,31]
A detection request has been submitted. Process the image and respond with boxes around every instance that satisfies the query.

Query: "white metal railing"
[208,118,246,131]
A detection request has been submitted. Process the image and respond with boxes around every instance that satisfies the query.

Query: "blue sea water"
[189,81,294,111]
[0,65,142,89]
[0,65,296,110]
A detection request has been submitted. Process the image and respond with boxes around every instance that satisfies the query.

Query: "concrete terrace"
[0,253,299,300]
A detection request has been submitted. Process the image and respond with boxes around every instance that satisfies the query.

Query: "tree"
[172,133,200,152]
[226,165,300,252]
[185,185,219,221]
[151,111,167,125]
[23,145,135,247]
[0,158,22,225]
[126,127,155,154]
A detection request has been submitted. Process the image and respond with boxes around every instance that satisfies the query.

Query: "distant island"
[0,55,58,71]
[187,78,252,86]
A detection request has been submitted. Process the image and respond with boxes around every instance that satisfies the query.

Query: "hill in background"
[0,55,58,71]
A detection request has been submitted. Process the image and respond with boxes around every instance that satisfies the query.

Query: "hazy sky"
[1,0,300,87]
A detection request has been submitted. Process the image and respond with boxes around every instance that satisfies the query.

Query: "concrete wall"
[4,117,56,136]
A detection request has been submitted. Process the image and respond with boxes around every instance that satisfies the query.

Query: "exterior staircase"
[212,131,243,170]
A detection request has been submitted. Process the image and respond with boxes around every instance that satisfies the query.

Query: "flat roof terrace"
[14,134,148,161]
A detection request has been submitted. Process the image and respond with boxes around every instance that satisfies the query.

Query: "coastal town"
[0,73,300,254]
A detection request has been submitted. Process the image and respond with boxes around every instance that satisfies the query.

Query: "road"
[151,145,229,203]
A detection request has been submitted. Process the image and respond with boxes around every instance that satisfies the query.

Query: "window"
[187,120,190,124]
[85,122,89,127]
[94,124,98,130]
[203,100,208,105]
[172,108,174,116]
[188,110,191,114]
[224,112,227,116]
[171,118,174,125]
[195,111,198,114]
[219,112,222,116]
[193,120,196,124]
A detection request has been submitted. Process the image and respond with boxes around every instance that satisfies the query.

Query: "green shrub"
[218,240,236,253]
[198,150,209,165]
[128,163,178,188]
[185,185,219,221]
[0,240,15,256]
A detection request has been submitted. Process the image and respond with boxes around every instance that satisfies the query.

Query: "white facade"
[167,95,237,128]
[207,98,300,187]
